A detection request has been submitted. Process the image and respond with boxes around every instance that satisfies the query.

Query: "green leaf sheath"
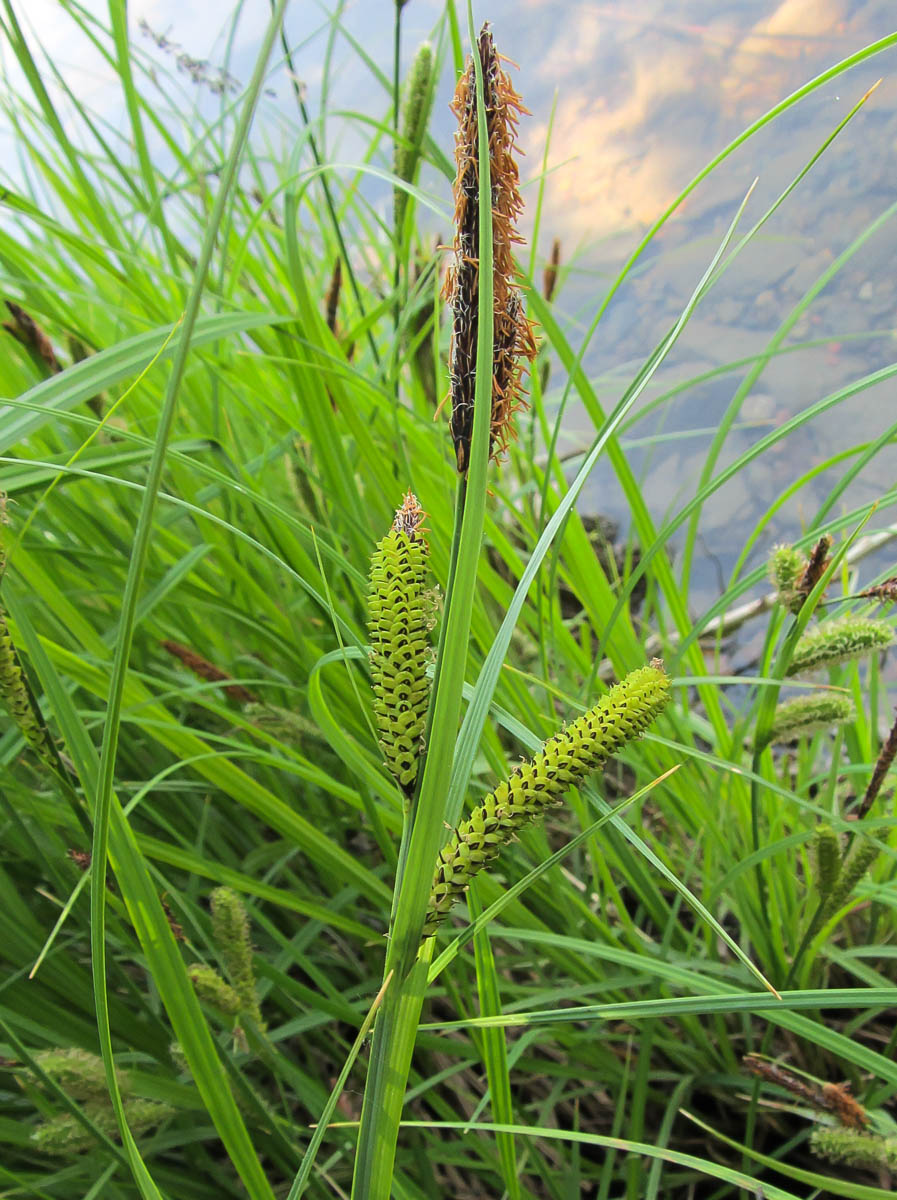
[0,612,56,767]
[368,495,431,795]
[786,616,893,676]
[424,663,671,936]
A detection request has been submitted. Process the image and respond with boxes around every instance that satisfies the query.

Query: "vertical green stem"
[351,6,494,1194]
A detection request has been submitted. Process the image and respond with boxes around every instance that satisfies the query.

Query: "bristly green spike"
[767,693,854,743]
[787,616,893,677]
[811,1127,897,1170]
[188,964,243,1018]
[210,887,262,1025]
[368,492,432,795]
[769,544,806,613]
[0,611,57,768]
[813,825,842,899]
[394,42,434,237]
[822,835,880,920]
[424,662,671,936]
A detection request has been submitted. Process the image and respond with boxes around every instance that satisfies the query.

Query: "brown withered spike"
[325,257,342,334]
[743,1055,869,1130]
[543,238,561,302]
[441,24,537,473]
[161,639,257,704]
[3,301,62,374]
[794,535,832,604]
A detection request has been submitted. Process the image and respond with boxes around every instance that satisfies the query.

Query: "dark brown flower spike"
[161,639,257,704]
[442,25,537,472]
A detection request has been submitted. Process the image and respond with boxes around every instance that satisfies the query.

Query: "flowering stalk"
[425,662,670,935]
[368,493,431,796]
[394,42,434,238]
[442,25,537,472]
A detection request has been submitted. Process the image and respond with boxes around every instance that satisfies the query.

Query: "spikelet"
[424,662,670,935]
[368,493,431,795]
[821,836,879,920]
[3,300,62,374]
[210,887,261,1025]
[32,1047,127,1101]
[188,964,243,1018]
[855,708,897,822]
[769,545,805,613]
[810,1126,897,1169]
[767,693,854,743]
[32,1098,174,1156]
[161,638,257,704]
[442,25,538,472]
[394,42,434,236]
[0,612,57,768]
[813,825,842,900]
[543,238,561,302]
[786,617,893,677]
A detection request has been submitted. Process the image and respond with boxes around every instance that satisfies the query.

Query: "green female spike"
[424,662,671,936]
[767,693,854,743]
[769,544,806,613]
[0,612,57,768]
[394,42,434,237]
[787,617,893,677]
[813,825,842,900]
[210,887,262,1025]
[368,492,432,796]
[188,964,243,1018]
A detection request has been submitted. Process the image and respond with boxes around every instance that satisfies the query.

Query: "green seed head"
[811,1126,897,1171]
[368,493,431,794]
[32,1047,126,1101]
[769,544,806,613]
[424,662,671,936]
[0,612,57,767]
[823,835,880,919]
[767,693,854,743]
[32,1099,174,1156]
[787,617,893,677]
[394,42,434,235]
[210,887,261,1024]
[813,825,842,899]
[188,964,243,1018]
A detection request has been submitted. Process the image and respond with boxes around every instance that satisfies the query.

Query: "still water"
[292,0,897,608]
[11,1,897,612]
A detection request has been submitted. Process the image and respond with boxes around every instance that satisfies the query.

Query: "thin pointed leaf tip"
[443,24,538,473]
